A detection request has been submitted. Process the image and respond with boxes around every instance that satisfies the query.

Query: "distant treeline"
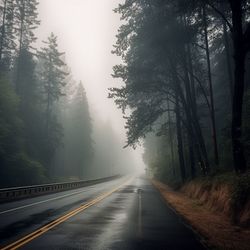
[0,0,93,187]
[110,0,250,184]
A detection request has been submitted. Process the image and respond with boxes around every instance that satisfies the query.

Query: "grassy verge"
[152,177,250,250]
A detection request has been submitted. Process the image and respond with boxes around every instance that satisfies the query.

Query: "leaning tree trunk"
[182,16,210,175]
[230,0,247,173]
[170,58,210,175]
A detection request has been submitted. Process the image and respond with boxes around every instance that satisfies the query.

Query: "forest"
[1,1,250,249]
[0,0,94,187]
[1,0,250,189]
[0,0,135,188]
[110,0,250,185]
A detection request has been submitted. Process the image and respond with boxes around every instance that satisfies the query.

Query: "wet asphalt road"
[0,176,206,250]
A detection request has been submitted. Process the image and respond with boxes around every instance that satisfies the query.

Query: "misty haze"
[0,0,250,250]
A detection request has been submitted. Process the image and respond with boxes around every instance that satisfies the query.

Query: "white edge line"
[0,181,117,215]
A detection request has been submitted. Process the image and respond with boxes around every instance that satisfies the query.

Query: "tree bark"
[203,5,219,166]
[175,92,186,182]
[182,46,196,176]
[186,43,197,114]
[167,96,175,176]
[181,16,209,175]
[223,20,234,103]
[229,0,247,173]
[169,57,210,175]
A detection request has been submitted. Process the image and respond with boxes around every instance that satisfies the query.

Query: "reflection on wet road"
[0,176,206,250]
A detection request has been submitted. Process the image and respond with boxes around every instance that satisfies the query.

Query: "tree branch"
[205,1,233,32]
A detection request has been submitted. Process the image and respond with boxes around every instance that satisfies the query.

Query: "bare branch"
[205,1,233,32]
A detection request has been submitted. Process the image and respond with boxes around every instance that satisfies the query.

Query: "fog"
[1,1,250,248]
[36,0,145,176]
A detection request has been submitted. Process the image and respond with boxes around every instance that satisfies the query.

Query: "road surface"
[0,175,207,250]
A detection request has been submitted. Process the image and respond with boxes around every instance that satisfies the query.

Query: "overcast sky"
[36,0,145,172]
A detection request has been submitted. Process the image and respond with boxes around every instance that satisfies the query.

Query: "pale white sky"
[36,0,145,172]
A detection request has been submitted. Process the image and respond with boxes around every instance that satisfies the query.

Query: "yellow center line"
[0,177,133,250]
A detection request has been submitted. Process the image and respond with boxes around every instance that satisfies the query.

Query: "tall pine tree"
[14,0,40,94]
[38,33,67,175]
[66,82,93,179]
[0,0,16,70]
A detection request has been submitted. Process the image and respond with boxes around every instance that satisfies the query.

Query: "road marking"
[0,186,97,215]
[0,178,133,250]
[137,188,142,238]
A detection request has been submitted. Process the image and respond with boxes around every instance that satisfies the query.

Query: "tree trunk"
[229,0,247,173]
[46,91,51,139]
[187,43,199,178]
[203,5,219,166]
[0,0,7,63]
[186,43,197,114]
[223,20,234,103]
[175,92,186,182]
[169,57,209,175]
[15,0,25,94]
[182,16,209,175]
[167,96,175,176]
[182,46,196,176]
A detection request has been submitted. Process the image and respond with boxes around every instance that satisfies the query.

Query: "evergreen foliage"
[0,0,93,187]
[110,0,250,184]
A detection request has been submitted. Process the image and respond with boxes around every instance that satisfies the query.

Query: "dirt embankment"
[152,173,250,250]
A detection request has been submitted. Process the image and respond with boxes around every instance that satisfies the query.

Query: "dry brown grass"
[181,181,232,216]
[152,180,250,250]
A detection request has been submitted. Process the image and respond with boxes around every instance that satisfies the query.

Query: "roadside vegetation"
[153,179,250,250]
[0,0,137,188]
[110,1,250,185]
[0,0,93,187]
[110,0,250,237]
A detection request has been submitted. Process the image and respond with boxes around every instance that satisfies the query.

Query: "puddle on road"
[112,212,127,222]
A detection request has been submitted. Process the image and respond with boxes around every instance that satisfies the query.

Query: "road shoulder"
[152,179,250,250]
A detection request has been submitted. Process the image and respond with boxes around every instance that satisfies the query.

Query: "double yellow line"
[1,178,132,250]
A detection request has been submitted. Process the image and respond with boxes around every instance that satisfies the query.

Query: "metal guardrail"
[0,175,121,203]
